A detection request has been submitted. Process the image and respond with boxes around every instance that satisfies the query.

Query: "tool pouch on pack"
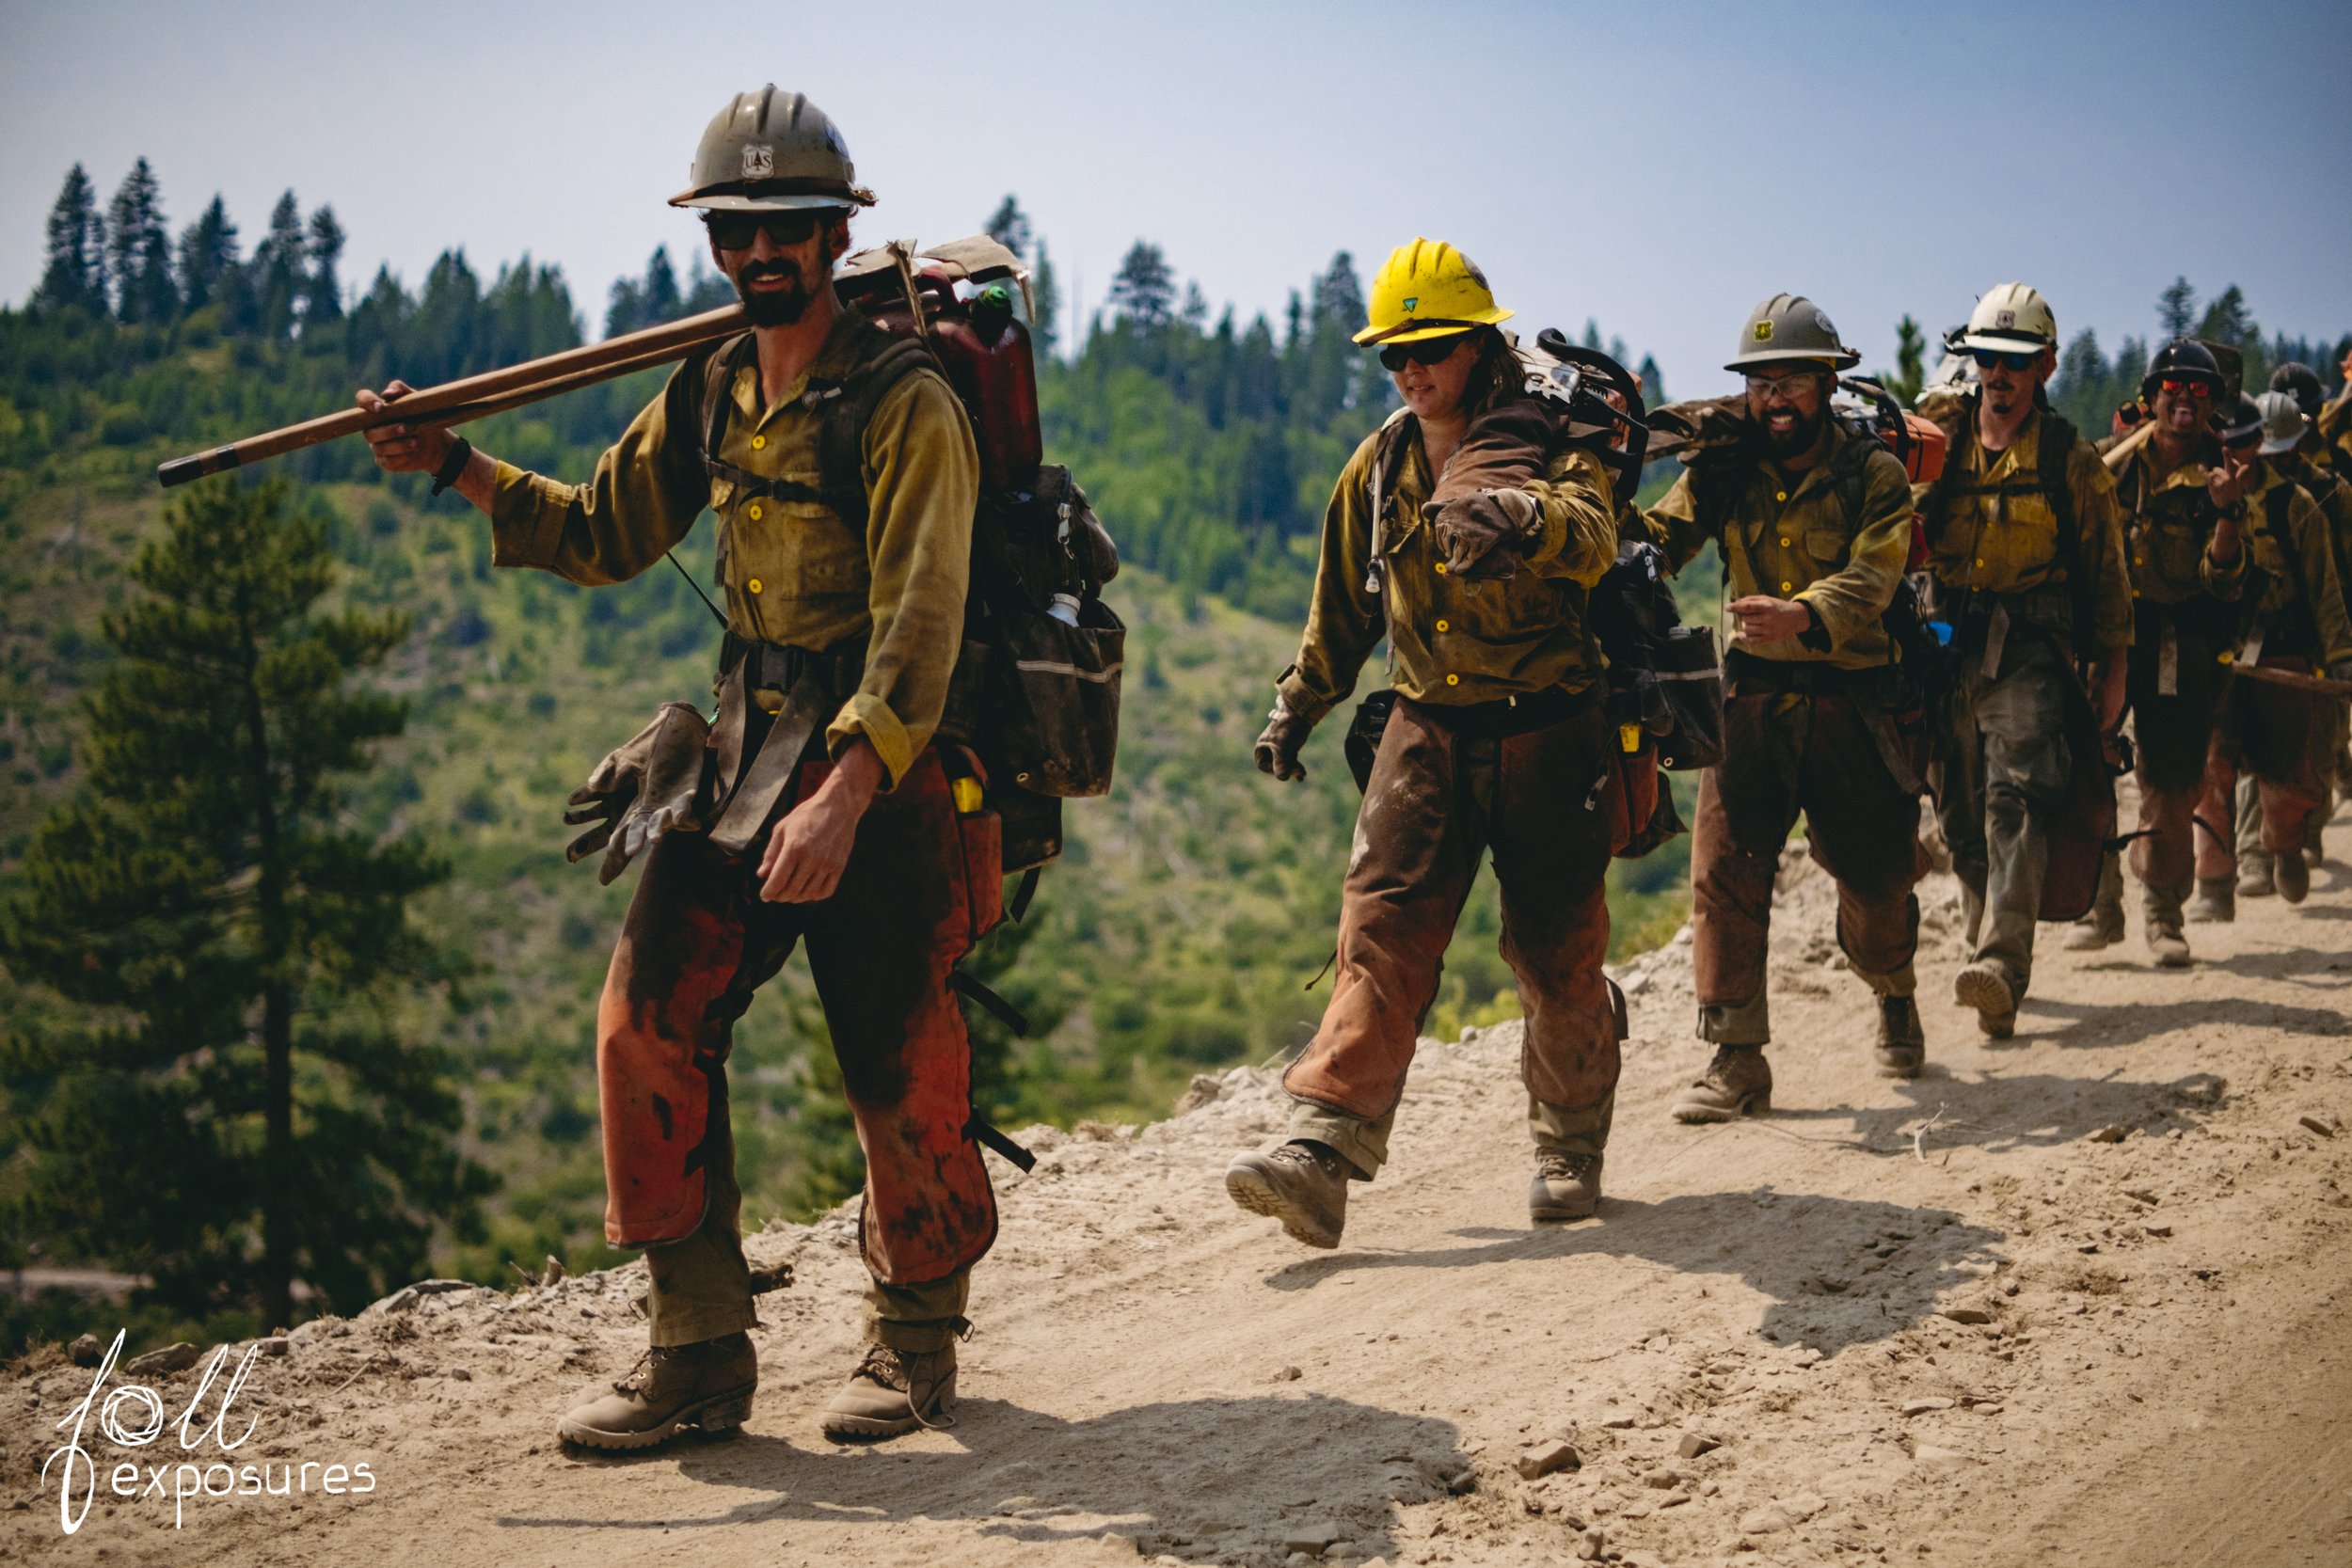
[940,746,1007,942]
[992,595,1126,799]
[1647,625,1724,770]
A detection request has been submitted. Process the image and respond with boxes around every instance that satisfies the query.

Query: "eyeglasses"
[702,209,832,251]
[1378,335,1470,372]
[2157,378,2213,400]
[1969,348,2040,372]
[1743,372,1819,402]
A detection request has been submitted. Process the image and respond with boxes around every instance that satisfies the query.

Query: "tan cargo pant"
[1284,696,1623,1177]
[1932,634,2070,996]
[1690,686,1928,1046]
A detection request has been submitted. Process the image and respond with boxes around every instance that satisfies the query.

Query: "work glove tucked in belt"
[1425,487,1540,580]
[564,702,711,885]
[1253,700,1314,783]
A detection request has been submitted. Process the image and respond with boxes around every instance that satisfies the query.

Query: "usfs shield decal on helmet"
[1755,320,1773,341]
[740,143,773,181]
[1994,309,2016,329]
[1402,297,1420,313]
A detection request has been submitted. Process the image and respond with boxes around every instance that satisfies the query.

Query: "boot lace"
[1534,1151,1597,1182]
[851,1345,957,1431]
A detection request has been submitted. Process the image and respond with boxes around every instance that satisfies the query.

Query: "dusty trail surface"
[10,850,2352,1568]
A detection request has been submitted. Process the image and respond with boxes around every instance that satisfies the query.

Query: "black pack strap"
[1008,865,1041,923]
[965,1113,1037,1173]
[950,967,1030,1037]
[1301,946,1337,991]
[818,335,938,531]
[706,665,829,855]
[2192,812,2228,844]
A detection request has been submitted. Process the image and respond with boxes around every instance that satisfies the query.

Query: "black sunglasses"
[702,208,831,251]
[1970,347,2040,372]
[1377,334,1470,372]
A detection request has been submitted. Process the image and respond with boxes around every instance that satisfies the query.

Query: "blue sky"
[4,0,2347,398]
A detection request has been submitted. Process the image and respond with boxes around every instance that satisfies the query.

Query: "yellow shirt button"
[1434,562,1448,575]
[748,504,763,521]
[2135,555,2144,566]
[1445,673,1460,686]
[746,578,763,594]
[1435,618,1451,632]
[1778,536,1791,547]
[750,435,766,451]
[1780,580,1793,593]
[1975,558,1985,568]
[1776,491,1788,502]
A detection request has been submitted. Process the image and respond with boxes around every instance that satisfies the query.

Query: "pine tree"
[603,246,682,337]
[0,480,488,1331]
[33,164,108,314]
[1107,241,1175,328]
[1887,315,1927,406]
[303,206,346,325]
[2157,276,2198,341]
[982,194,1033,261]
[252,190,307,339]
[105,158,178,325]
[177,195,240,316]
[1029,240,1060,356]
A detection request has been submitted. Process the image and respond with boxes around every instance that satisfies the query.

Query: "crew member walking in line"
[2062,340,2242,962]
[359,87,993,1446]
[1918,284,2134,1038]
[1630,296,1929,1121]
[2193,393,2352,911]
[1229,240,1627,1244]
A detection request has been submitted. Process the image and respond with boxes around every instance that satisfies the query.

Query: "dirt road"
[9,849,2352,1568]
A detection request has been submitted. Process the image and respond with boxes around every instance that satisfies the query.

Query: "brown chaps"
[596,746,999,1288]
[1284,695,1624,1127]
[1691,689,1927,1039]
[2196,662,2331,879]
[2126,610,2229,895]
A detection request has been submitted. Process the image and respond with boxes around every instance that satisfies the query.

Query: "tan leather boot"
[556,1332,755,1450]
[1671,1047,1772,1123]
[1873,996,1927,1078]
[1529,1150,1603,1223]
[1225,1140,1352,1248]
[2187,877,2235,923]
[2276,846,2311,903]
[1953,960,2016,1039]
[820,1343,957,1441]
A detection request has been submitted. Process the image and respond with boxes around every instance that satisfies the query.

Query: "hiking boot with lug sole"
[1529,1150,1603,1223]
[2187,877,2235,923]
[1873,995,1927,1078]
[1954,961,2016,1040]
[1671,1046,1772,1123]
[820,1343,957,1441]
[2145,922,2191,969]
[2061,917,2121,951]
[2276,847,2310,903]
[1225,1140,1350,1248]
[2238,860,2276,899]
[556,1332,755,1451]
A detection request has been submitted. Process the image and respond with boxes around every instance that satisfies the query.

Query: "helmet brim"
[1955,330,2051,356]
[1724,348,1860,373]
[670,183,873,213]
[2260,432,2303,455]
[1353,307,1513,347]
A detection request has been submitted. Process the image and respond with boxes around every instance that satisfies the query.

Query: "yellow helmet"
[1354,238,1514,345]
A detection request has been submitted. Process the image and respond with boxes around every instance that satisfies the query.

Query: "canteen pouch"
[994,597,1126,799]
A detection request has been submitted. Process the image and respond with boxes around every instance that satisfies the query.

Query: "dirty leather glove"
[564,702,711,885]
[1425,487,1541,580]
[1253,702,1314,783]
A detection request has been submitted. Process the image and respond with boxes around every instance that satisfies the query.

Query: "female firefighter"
[1227,238,1630,1245]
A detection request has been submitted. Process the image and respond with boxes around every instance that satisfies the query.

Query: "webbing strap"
[950,967,1030,1037]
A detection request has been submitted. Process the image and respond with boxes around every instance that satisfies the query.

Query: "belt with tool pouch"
[1724,647,1903,700]
[705,635,867,856]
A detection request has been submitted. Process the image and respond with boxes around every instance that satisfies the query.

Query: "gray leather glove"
[1253,702,1313,783]
[1426,487,1540,580]
[564,702,711,885]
